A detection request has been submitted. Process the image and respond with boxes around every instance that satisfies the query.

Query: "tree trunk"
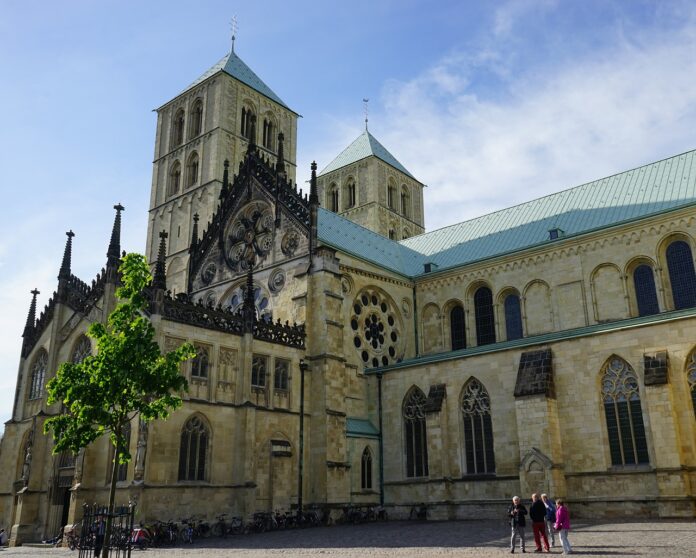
[102,434,121,558]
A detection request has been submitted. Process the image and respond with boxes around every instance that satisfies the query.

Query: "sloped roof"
[179,49,294,112]
[346,418,380,438]
[319,130,417,179]
[318,148,696,278]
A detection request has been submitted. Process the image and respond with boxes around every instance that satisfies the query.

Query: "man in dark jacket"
[508,496,527,553]
[529,493,550,552]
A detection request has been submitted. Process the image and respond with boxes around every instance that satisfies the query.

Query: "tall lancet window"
[29,349,48,400]
[403,387,428,477]
[601,357,649,466]
[461,378,495,474]
[361,447,373,490]
[178,415,210,481]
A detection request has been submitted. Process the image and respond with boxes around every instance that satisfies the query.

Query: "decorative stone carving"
[201,262,217,285]
[268,269,286,293]
[133,419,149,483]
[224,201,275,272]
[341,275,354,295]
[281,231,300,257]
[350,287,404,368]
[401,297,411,318]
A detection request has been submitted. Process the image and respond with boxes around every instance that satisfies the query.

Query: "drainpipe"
[298,359,308,517]
[377,372,385,506]
[412,285,420,357]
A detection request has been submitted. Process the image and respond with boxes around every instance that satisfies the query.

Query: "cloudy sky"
[2,0,696,430]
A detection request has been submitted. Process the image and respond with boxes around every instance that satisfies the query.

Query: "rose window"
[351,288,402,368]
[224,201,275,271]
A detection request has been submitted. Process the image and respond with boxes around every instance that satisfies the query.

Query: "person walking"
[529,493,550,552]
[554,499,573,555]
[541,494,556,547]
[508,496,528,553]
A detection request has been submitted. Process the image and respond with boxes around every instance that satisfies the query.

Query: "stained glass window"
[666,240,696,310]
[504,294,523,340]
[403,388,428,477]
[178,416,209,481]
[474,287,496,346]
[461,378,495,474]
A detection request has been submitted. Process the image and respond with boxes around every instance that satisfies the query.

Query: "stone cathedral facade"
[2,46,696,544]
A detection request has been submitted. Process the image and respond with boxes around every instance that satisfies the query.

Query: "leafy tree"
[44,253,194,557]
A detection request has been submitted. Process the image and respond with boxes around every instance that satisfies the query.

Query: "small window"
[168,161,181,197]
[192,344,210,378]
[252,354,268,388]
[633,265,659,316]
[666,240,696,310]
[504,293,523,340]
[29,350,48,400]
[262,117,276,151]
[178,415,209,481]
[241,106,255,140]
[388,185,396,210]
[450,305,466,350]
[189,99,203,138]
[172,109,185,148]
[186,152,199,188]
[330,188,339,213]
[474,287,496,346]
[274,359,289,391]
[361,447,373,489]
[345,180,356,208]
[401,187,410,218]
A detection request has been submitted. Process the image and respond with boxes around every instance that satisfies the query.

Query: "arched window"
[189,99,203,138]
[361,447,373,489]
[403,388,428,477]
[601,357,649,466]
[389,229,396,240]
[72,335,91,363]
[172,109,185,147]
[504,293,523,340]
[474,287,496,345]
[109,421,131,482]
[686,350,696,420]
[450,305,466,350]
[185,152,199,188]
[29,350,48,400]
[330,187,339,212]
[262,117,275,151]
[666,240,696,310]
[168,161,181,197]
[178,415,209,481]
[388,185,396,210]
[633,265,659,316]
[344,179,356,208]
[401,186,410,218]
[461,378,495,474]
[240,106,255,140]
[191,344,209,378]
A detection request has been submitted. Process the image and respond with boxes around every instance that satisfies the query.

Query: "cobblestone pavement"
[2,520,695,558]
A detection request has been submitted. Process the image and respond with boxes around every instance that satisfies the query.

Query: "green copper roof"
[183,50,293,112]
[402,148,696,272]
[319,130,417,179]
[318,148,696,278]
[317,208,426,276]
[346,418,380,438]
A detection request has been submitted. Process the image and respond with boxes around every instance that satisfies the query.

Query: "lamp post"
[297,358,308,518]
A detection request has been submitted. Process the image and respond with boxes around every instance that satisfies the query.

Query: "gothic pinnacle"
[107,203,125,264]
[309,161,318,204]
[22,289,40,338]
[190,213,200,251]
[220,159,230,200]
[153,230,168,290]
[276,132,285,174]
[58,230,75,280]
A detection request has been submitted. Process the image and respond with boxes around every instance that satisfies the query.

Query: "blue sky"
[2,0,696,430]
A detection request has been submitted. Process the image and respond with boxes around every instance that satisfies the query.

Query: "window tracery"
[192,344,210,378]
[461,378,495,474]
[403,388,428,477]
[29,350,47,400]
[350,288,403,368]
[178,415,209,481]
[72,336,91,364]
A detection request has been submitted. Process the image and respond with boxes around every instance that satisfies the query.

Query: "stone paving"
[2,519,695,558]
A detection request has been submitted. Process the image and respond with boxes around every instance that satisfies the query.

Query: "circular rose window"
[351,288,403,368]
[223,201,275,271]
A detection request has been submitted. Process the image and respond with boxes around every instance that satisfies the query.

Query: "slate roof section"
[319,130,417,179]
[179,50,294,112]
[346,418,380,438]
[317,208,427,277]
[401,149,696,271]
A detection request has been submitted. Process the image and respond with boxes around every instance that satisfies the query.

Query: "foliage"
[44,253,195,462]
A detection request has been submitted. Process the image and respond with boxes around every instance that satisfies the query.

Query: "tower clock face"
[223,201,275,271]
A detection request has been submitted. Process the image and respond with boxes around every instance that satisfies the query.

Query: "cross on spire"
[230,16,238,53]
[363,98,369,131]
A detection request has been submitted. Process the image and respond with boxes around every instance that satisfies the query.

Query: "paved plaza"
[2,519,696,558]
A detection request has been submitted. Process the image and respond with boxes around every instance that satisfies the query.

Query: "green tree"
[44,253,194,558]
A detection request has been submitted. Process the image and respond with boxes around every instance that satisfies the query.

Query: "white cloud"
[493,0,559,37]
[377,18,696,231]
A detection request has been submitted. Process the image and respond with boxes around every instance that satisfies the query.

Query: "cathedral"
[2,44,696,544]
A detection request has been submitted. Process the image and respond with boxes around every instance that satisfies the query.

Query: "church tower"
[146,46,299,292]
[316,129,424,240]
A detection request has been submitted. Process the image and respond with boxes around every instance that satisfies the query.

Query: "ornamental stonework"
[350,287,404,368]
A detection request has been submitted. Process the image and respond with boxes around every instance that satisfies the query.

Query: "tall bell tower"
[145,45,299,292]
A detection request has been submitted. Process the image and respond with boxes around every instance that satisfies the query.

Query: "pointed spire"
[107,204,124,262]
[219,159,230,200]
[22,289,40,338]
[190,213,200,252]
[152,230,168,290]
[58,230,75,280]
[309,161,319,205]
[275,132,285,174]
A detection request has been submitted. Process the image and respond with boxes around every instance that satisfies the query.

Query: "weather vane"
[231,16,238,52]
[363,98,369,131]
